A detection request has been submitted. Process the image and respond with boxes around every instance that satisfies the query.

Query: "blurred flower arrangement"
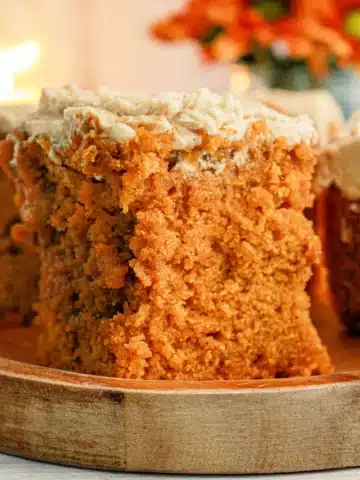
[151,0,360,92]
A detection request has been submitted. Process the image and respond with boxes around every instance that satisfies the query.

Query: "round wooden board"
[1,300,360,474]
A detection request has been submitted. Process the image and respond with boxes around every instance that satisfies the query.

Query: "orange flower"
[206,0,242,26]
[269,18,313,58]
[267,0,353,75]
[293,0,338,23]
[152,1,271,62]
[211,33,249,61]
[150,0,360,76]
[302,18,352,60]
[151,14,190,41]
[210,8,274,61]
[151,0,212,41]
[337,0,360,10]
[199,45,217,63]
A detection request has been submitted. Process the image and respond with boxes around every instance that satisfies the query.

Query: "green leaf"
[252,0,290,22]
[237,53,257,65]
[200,25,224,45]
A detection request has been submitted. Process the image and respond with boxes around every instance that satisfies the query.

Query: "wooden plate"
[1,299,360,474]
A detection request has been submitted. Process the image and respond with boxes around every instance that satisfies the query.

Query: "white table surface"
[1,454,360,479]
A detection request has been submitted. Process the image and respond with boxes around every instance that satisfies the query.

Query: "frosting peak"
[23,84,317,151]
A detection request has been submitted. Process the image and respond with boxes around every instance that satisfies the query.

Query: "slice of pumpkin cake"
[1,85,332,379]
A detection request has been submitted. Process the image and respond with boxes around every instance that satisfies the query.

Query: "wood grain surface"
[1,300,360,474]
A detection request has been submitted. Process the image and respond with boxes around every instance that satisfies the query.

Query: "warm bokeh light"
[229,65,252,95]
[0,41,40,103]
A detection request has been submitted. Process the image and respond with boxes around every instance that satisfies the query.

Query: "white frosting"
[0,105,35,137]
[19,84,317,173]
[231,148,249,167]
[254,89,344,146]
[0,112,16,137]
[173,159,197,175]
[8,134,19,167]
[317,112,360,199]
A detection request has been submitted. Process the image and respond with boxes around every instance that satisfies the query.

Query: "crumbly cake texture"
[0,112,38,323]
[1,85,332,379]
[315,112,360,333]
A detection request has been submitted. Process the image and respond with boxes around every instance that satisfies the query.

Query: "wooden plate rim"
[1,355,360,392]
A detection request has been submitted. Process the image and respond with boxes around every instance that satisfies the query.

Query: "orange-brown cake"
[1,85,332,379]
[315,113,360,333]
[0,113,39,323]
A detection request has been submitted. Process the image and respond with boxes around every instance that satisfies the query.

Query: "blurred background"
[1,0,360,139]
[0,0,229,100]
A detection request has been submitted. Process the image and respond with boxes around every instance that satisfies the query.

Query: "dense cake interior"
[1,86,332,379]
